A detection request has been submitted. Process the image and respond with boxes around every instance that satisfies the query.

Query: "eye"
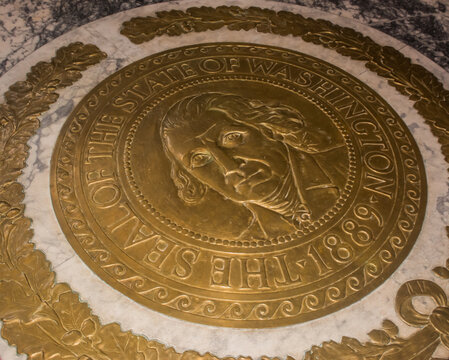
[221,131,246,148]
[190,151,212,168]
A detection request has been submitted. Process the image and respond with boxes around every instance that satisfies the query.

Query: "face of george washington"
[164,109,290,203]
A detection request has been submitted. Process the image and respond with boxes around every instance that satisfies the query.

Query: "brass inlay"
[1,5,449,359]
[50,43,425,327]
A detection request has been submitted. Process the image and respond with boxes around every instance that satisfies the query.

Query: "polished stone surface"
[1,0,449,77]
[1,1,449,359]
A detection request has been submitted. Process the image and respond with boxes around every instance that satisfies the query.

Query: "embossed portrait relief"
[159,93,348,239]
[134,84,353,244]
[51,43,426,327]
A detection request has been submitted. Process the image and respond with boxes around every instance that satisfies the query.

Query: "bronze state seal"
[51,43,426,327]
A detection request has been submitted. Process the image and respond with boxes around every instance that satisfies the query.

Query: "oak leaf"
[0,280,41,322]
[53,292,95,333]
[96,323,145,360]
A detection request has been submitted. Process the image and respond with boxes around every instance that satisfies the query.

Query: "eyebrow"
[194,123,217,141]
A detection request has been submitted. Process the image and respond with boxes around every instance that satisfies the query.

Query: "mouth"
[234,168,272,194]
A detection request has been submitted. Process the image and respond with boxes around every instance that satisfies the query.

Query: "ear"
[170,162,207,205]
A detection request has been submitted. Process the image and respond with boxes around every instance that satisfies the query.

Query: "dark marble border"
[0,0,448,76]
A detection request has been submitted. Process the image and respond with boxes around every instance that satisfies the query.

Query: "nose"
[208,147,243,177]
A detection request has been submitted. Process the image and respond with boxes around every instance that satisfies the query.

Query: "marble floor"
[1,0,449,75]
[0,1,449,360]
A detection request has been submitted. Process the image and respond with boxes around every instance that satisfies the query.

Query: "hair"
[160,93,309,205]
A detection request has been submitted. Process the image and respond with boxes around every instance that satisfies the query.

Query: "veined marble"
[0,0,448,77]
[1,1,449,359]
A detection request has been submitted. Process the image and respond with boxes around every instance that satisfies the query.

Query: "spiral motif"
[199,300,218,316]
[346,276,363,291]
[225,303,244,318]
[87,94,99,107]
[248,303,271,320]
[326,286,343,302]
[148,286,169,301]
[303,294,321,311]
[379,249,394,264]
[275,300,297,317]
[166,295,193,311]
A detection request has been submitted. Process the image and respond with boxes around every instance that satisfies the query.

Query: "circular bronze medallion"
[51,43,426,327]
